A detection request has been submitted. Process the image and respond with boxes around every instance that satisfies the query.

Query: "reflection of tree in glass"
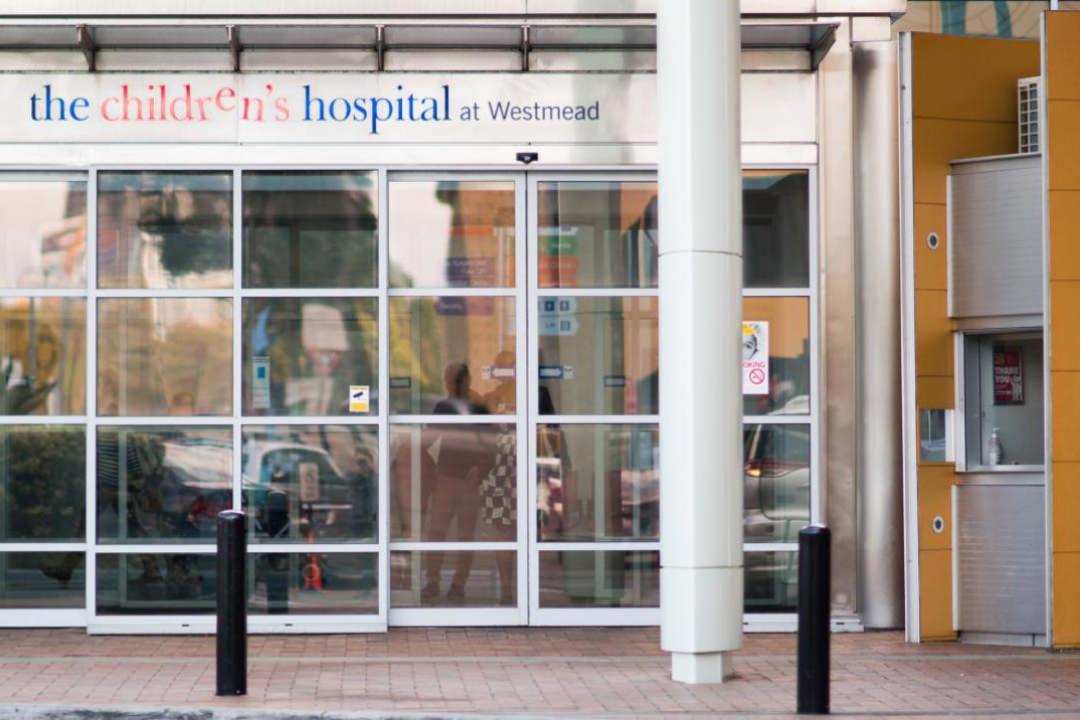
[0,427,84,542]
[389,298,444,413]
[243,173,377,288]
[96,173,233,288]
[136,180,232,280]
[0,426,85,591]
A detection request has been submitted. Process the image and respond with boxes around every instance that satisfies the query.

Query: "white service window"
[962,332,1044,469]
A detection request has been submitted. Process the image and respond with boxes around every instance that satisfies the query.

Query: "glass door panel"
[386,175,526,626]
[528,175,661,626]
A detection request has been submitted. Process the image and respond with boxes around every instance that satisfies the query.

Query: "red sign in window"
[993,346,1024,405]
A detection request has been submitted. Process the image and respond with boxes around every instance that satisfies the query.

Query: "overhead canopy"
[0,21,838,72]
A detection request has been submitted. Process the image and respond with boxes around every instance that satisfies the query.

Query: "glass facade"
[0,167,814,627]
[742,170,812,614]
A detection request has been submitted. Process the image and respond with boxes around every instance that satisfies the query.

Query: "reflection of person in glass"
[423,363,490,603]
[482,352,517,605]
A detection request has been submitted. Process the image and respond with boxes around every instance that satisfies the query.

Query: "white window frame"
[85,165,385,634]
[384,170,529,628]
[0,161,820,633]
[741,164,818,632]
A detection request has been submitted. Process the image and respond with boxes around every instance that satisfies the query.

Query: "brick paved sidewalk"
[0,628,1076,718]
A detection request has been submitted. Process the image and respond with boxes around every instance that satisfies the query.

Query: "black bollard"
[797,525,830,715]
[216,510,247,696]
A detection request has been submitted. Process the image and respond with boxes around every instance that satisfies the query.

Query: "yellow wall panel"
[1047,101,1080,192]
[1051,371,1080,463]
[918,466,954,552]
[1053,552,1080,647]
[913,118,1019,206]
[914,202,948,291]
[1053,463,1080,554]
[915,289,952,378]
[1047,12,1080,101]
[1050,282,1080,371]
[912,34,1040,122]
[910,33,1037,645]
[919,549,955,640]
[917,376,954,410]
[1048,191,1080,281]
[1045,11,1080,649]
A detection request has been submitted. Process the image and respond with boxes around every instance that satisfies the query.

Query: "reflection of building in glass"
[895,1,1049,39]
[96,172,233,290]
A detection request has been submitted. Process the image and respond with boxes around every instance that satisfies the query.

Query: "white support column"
[657,0,743,684]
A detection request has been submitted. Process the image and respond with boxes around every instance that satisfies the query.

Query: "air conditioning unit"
[1018,76,1040,154]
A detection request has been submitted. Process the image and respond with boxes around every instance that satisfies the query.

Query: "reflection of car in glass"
[96,432,232,541]
[743,422,809,613]
[743,423,810,543]
[242,441,373,541]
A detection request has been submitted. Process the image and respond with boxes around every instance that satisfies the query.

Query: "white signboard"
[1,73,656,144]
[742,321,769,395]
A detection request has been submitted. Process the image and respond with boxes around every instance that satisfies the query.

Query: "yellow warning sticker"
[349,385,370,413]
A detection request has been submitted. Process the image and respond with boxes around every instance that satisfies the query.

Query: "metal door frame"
[385,171,529,627]
[525,171,661,626]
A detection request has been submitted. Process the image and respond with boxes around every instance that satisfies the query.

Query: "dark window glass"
[0,426,85,541]
[745,550,798,613]
[0,552,85,609]
[249,553,378,615]
[743,171,809,289]
[96,427,232,543]
[242,426,378,543]
[96,553,217,614]
[391,550,516,608]
[538,550,658,608]
[243,171,377,289]
[97,552,378,615]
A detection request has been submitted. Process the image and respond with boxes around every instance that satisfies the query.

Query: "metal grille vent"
[1018,77,1040,154]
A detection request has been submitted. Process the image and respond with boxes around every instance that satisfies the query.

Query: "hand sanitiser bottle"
[988,427,1003,466]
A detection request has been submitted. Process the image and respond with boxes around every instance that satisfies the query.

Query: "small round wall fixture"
[931,515,945,534]
[927,232,941,250]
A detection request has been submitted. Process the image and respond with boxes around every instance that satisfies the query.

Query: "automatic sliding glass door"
[526,175,661,626]
[386,175,528,626]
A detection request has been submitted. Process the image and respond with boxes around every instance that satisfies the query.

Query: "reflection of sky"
[0,184,80,287]
[391,186,453,287]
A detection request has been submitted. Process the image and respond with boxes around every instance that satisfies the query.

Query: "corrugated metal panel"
[955,482,1046,635]
[948,155,1043,320]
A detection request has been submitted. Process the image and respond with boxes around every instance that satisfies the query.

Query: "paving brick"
[0,629,1075,717]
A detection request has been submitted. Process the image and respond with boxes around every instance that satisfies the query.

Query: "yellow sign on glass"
[349,385,370,413]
